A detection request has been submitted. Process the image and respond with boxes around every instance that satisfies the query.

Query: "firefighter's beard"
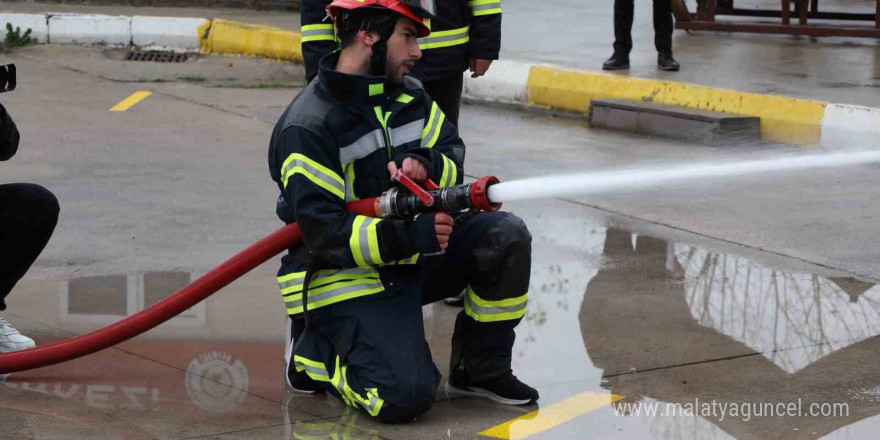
[385,53,414,85]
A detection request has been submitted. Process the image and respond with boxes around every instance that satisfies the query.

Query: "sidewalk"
[1,0,878,148]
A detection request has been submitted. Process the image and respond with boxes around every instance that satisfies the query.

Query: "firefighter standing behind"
[300,0,501,126]
[272,0,536,423]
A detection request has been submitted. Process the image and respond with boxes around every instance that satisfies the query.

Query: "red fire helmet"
[326,0,433,38]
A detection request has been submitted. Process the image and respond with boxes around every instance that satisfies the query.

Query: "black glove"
[0,103,19,161]
[405,213,444,256]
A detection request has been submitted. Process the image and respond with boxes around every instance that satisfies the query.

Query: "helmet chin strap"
[339,8,398,77]
[369,24,396,77]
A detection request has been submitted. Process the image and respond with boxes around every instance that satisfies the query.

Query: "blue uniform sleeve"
[300,0,337,82]
[467,0,502,60]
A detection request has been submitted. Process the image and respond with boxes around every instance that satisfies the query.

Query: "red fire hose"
[0,223,301,374]
[0,177,499,374]
[0,198,380,374]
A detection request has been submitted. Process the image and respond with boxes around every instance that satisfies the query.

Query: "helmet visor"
[398,0,436,19]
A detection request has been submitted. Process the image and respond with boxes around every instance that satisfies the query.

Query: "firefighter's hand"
[407,212,454,255]
[468,59,493,78]
[387,158,428,183]
[434,212,453,251]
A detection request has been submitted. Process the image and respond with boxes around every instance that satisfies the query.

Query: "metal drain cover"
[127,50,195,63]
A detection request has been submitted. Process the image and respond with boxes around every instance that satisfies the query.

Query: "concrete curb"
[1,12,877,148]
[0,13,48,43]
[133,16,206,51]
[464,61,880,148]
[0,12,298,57]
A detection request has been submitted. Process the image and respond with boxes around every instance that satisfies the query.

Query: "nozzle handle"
[393,170,435,207]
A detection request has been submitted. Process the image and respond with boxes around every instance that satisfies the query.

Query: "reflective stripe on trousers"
[463,285,528,322]
[278,267,384,314]
[294,354,385,416]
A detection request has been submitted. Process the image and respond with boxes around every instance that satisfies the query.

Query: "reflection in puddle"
[3,349,253,414]
[848,386,880,403]
[580,228,880,440]
[185,350,249,412]
[3,379,160,411]
[679,247,880,373]
[284,400,378,440]
[62,271,204,325]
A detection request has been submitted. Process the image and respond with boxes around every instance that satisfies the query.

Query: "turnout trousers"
[613,0,674,55]
[289,211,531,423]
[421,74,464,127]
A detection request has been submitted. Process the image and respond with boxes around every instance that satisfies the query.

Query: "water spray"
[488,150,880,203]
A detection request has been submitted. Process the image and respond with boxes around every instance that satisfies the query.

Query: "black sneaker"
[602,53,630,71]
[445,372,539,406]
[658,52,680,71]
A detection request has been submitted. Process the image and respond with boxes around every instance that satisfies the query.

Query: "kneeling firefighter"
[268,0,537,423]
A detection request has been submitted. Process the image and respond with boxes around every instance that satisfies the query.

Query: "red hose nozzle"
[470,175,501,212]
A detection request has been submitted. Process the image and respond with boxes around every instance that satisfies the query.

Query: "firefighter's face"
[385,18,422,84]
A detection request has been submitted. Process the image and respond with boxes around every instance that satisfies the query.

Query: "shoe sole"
[283,359,320,394]
[443,382,535,406]
[0,344,35,353]
[282,317,324,395]
[602,65,630,71]
[658,66,680,71]
[283,317,317,395]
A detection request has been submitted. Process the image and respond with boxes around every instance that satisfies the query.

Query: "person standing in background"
[409,0,501,126]
[602,0,680,72]
[300,0,503,125]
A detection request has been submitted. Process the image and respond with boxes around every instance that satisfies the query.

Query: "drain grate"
[126,50,194,63]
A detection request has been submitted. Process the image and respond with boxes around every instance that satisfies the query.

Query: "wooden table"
[672,0,880,37]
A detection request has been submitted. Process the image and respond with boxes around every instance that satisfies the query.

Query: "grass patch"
[0,23,35,51]
[179,75,207,82]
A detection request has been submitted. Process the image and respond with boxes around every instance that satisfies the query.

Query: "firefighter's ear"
[358,29,380,47]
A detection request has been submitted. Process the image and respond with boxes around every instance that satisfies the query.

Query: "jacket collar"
[318,51,415,105]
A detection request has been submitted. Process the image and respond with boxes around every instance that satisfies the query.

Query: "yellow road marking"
[479,391,624,440]
[109,91,152,112]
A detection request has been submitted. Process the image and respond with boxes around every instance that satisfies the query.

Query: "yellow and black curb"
[198,18,303,62]
[464,60,880,148]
